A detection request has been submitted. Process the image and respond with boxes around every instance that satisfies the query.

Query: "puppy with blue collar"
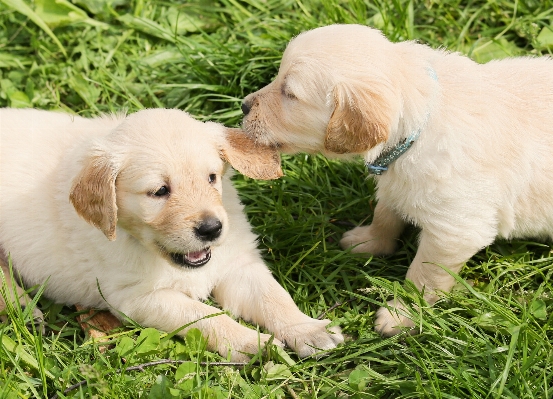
[241,24,553,336]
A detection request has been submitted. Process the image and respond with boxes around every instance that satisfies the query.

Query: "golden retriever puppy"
[241,24,553,335]
[0,108,343,360]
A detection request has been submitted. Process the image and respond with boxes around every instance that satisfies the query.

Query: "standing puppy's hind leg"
[375,225,496,336]
[0,261,44,331]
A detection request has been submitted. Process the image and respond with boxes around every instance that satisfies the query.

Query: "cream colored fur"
[241,24,553,335]
[0,108,343,360]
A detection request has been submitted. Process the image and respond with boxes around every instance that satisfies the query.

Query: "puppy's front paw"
[227,331,284,362]
[279,318,344,358]
[374,300,416,337]
[340,226,397,256]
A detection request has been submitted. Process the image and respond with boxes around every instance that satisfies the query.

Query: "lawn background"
[0,0,552,398]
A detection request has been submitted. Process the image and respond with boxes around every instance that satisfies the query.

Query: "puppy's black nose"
[241,101,251,115]
[195,217,222,241]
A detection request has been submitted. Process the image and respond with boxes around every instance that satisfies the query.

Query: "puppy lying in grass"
[0,108,343,361]
[241,24,553,335]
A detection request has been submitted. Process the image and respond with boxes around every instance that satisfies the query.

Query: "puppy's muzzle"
[195,217,223,242]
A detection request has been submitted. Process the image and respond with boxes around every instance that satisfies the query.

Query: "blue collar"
[365,66,437,176]
[365,129,422,175]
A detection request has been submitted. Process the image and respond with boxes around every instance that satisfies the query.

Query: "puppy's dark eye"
[208,174,217,184]
[153,186,169,197]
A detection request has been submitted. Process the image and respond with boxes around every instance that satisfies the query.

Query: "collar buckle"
[365,164,388,175]
[365,129,421,175]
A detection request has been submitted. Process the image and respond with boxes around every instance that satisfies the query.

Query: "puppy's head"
[69,109,282,268]
[242,24,418,156]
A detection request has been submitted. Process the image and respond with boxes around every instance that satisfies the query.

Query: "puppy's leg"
[0,262,44,328]
[375,227,494,336]
[116,290,282,362]
[340,202,405,255]
[212,259,344,358]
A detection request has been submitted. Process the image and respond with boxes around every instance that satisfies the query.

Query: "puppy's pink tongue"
[186,249,209,262]
[183,248,211,267]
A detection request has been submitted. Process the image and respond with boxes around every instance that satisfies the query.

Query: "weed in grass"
[0,0,552,398]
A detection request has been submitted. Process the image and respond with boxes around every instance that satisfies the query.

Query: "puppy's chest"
[376,175,426,218]
[156,265,219,301]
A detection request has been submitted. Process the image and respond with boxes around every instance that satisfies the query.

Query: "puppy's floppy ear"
[70,151,119,241]
[325,81,395,154]
[220,128,283,180]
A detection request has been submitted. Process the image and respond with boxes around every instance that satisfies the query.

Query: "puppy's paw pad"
[374,301,416,337]
[340,226,397,255]
[281,319,344,358]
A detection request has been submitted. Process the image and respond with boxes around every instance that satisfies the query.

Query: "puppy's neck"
[364,65,440,173]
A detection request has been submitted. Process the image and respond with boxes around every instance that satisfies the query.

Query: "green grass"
[1,0,553,398]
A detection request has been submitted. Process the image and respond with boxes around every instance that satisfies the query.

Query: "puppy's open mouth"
[166,248,211,268]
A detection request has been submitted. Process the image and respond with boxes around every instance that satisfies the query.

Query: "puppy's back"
[1,109,120,168]
[0,109,124,271]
